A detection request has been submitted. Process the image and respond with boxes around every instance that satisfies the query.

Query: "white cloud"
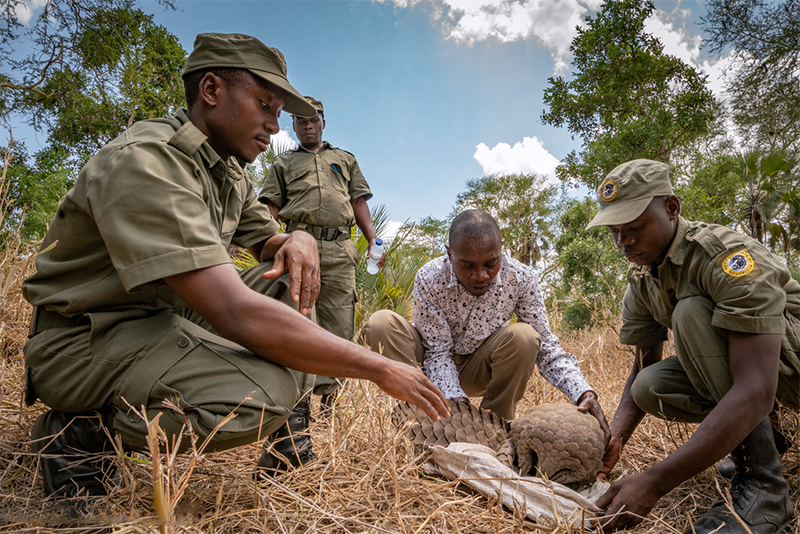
[376,0,601,75]
[473,136,560,183]
[15,0,47,25]
[645,7,733,100]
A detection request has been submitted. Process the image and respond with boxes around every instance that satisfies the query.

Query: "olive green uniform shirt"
[20,110,311,452]
[620,217,800,368]
[23,108,280,314]
[259,141,372,227]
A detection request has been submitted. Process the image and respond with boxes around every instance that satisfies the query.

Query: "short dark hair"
[183,68,244,108]
[449,209,501,248]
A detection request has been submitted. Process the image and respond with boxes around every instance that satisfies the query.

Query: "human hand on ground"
[593,471,663,531]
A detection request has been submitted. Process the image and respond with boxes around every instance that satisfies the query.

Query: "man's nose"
[265,116,279,135]
[615,231,632,247]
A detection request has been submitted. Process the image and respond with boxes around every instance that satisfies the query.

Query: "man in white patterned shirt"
[364,210,609,430]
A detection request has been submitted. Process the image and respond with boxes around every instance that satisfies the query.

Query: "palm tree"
[736,151,798,254]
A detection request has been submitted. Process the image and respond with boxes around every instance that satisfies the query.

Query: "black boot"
[717,412,791,479]
[30,409,117,499]
[257,396,315,478]
[693,416,794,534]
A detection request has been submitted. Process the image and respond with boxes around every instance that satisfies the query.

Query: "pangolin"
[392,400,604,486]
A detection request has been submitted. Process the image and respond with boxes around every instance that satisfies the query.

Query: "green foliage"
[541,0,720,189]
[10,3,186,168]
[453,173,556,267]
[735,151,798,253]
[354,204,434,328]
[552,197,629,330]
[702,0,800,153]
[1,142,73,242]
[676,153,741,225]
[0,0,185,241]
[402,216,448,259]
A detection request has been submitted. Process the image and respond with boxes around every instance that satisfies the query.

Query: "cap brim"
[586,197,653,229]
[249,69,316,117]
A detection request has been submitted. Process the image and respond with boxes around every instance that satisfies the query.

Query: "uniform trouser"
[629,296,800,424]
[24,262,315,453]
[362,310,540,420]
[312,238,358,396]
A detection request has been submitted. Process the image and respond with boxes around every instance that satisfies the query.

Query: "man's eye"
[261,101,270,110]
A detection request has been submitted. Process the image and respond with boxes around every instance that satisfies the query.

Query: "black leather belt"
[28,306,91,338]
[285,220,351,241]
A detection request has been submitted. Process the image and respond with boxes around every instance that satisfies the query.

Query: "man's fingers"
[262,252,286,281]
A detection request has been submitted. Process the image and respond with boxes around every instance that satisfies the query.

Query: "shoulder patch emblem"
[715,245,761,284]
[722,250,755,277]
[600,179,619,202]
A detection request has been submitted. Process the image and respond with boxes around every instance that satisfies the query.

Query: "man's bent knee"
[500,322,541,352]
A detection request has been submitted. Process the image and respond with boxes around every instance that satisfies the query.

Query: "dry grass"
[2,275,800,533]
[0,136,798,531]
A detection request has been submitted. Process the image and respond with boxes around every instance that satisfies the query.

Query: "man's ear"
[665,195,681,221]
[198,72,221,107]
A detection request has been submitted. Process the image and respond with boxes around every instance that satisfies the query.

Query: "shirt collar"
[296,140,331,154]
[661,216,690,267]
[173,109,238,181]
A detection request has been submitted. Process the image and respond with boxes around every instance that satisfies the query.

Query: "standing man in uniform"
[23,33,448,502]
[588,159,800,533]
[260,97,381,406]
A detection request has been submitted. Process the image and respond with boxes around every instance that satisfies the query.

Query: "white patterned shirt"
[412,254,593,403]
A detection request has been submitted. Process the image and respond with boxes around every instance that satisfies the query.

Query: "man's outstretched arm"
[164,263,450,421]
[595,333,781,531]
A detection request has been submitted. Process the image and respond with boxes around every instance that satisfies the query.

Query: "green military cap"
[298,96,323,116]
[183,32,316,117]
[586,159,674,228]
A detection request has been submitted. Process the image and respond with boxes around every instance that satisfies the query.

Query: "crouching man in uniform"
[589,159,800,533]
[22,32,448,503]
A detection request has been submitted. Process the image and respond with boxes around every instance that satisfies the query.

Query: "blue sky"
[9,0,732,230]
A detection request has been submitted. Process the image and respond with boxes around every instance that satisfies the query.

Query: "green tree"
[541,0,720,189]
[735,151,798,253]
[1,141,72,241]
[402,216,448,259]
[453,173,556,267]
[702,0,800,153]
[1,0,185,240]
[552,197,629,330]
[8,2,185,167]
[676,153,742,226]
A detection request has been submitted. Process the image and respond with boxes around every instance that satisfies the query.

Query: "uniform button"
[321,185,326,189]
[318,167,323,171]
[178,338,189,348]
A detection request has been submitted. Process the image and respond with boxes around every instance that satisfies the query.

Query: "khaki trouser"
[630,296,800,423]
[363,309,540,420]
[24,262,315,453]
[311,238,358,396]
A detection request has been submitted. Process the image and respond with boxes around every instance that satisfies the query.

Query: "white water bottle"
[367,238,384,275]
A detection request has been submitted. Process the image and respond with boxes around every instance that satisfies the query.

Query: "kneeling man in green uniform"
[22,32,448,502]
[260,98,382,406]
[589,159,800,533]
